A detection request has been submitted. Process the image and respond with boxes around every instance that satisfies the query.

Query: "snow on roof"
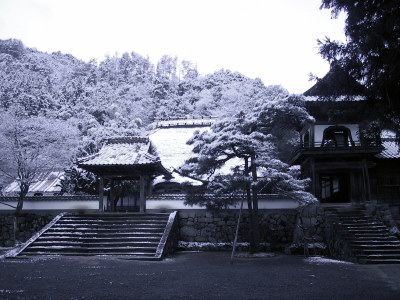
[153,170,203,186]
[149,124,243,177]
[79,136,160,166]
[3,171,63,195]
[149,126,208,170]
[376,139,400,159]
[153,118,216,129]
[304,95,366,102]
[375,131,399,159]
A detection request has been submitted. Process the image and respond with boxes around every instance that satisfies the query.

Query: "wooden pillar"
[99,176,104,211]
[363,158,371,202]
[310,158,317,197]
[139,175,145,212]
[110,178,114,212]
[349,172,356,202]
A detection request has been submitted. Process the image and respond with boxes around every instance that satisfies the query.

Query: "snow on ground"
[234,252,276,258]
[304,256,353,265]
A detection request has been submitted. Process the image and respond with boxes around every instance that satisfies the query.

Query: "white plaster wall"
[0,200,98,211]
[1,199,299,211]
[146,199,299,210]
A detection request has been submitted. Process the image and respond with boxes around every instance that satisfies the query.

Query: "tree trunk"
[16,181,29,215]
[245,156,260,253]
[249,154,260,253]
[14,181,29,245]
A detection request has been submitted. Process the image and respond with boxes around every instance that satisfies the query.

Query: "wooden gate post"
[99,176,104,211]
[139,175,145,212]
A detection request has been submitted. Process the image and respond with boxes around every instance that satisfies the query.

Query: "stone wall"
[178,209,297,250]
[0,213,54,247]
[366,203,400,237]
[289,205,328,255]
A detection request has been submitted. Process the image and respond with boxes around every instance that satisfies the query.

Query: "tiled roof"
[376,139,400,159]
[79,136,160,166]
[304,64,365,97]
[152,118,216,129]
[146,194,187,201]
[4,171,62,195]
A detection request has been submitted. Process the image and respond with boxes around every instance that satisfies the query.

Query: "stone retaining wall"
[0,213,54,247]
[178,209,297,250]
[366,203,400,237]
[288,205,328,254]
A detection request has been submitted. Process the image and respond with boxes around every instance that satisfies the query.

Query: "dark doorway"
[320,173,350,203]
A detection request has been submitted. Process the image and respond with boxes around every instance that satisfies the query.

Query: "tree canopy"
[181,94,316,252]
[318,0,400,111]
[0,110,79,213]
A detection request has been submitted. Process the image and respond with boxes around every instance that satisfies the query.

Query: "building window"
[321,125,355,147]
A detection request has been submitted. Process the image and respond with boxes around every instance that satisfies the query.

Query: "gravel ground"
[0,251,399,300]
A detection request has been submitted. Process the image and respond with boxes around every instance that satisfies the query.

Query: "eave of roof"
[78,137,158,167]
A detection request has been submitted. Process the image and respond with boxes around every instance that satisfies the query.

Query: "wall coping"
[0,196,98,202]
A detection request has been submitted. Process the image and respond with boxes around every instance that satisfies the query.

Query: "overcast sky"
[0,0,346,94]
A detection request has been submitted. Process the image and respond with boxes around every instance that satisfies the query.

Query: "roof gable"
[79,136,159,167]
[304,64,365,99]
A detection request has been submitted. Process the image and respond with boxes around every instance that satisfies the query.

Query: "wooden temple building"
[77,123,206,212]
[78,136,171,212]
[293,65,400,207]
[75,66,400,212]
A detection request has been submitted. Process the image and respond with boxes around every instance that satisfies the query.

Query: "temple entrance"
[78,137,171,212]
[320,173,350,203]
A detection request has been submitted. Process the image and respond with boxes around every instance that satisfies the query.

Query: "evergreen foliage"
[180,95,317,252]
[318,0,400,125]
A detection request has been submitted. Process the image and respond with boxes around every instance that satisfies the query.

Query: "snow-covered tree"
[0,110,79,213]
[181,95,316,252]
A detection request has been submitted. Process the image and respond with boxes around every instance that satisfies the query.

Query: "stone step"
[358,259,400,264]
[57,219,168,225]
[356,249,400,255]
[53,221,167,227]
[18,251,160,259]
[343,232,391,237]
[36,236,161,243]
[326,207,400,264]
[13,212,178,260]
[24,246,158,253]
[343,227,388,232]
[51,224,166,229]
[356,254,400,261]
[352,245,400,251]
[337,222,382,226]
[31,241,160,248]
[334,217,375,222]
[346,229,388,236]
[41,232,163,238]
[46,227,165,234]
[62,214,169,221]
[351,240,400,245]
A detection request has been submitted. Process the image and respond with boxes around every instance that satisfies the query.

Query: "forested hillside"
[0,38,291,147]
[0,38,299,194]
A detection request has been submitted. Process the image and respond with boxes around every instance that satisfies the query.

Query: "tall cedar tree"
[318,1,400,117]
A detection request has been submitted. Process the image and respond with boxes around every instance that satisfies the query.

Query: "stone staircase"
[326,207,400,264]
[7,212,178,260]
